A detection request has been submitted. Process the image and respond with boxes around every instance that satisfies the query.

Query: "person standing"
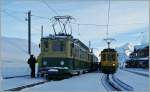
[27,54,37,78]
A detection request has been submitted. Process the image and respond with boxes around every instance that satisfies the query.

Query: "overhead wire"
[2,10,41,32]
[1,9,27,15]
[31,14,50,20]
[3,10,26,24]
[71,22,107,27]
[2,9,147,27]
[71,21,147,27]
[2,5,148,49]
[41,0,59,15]
[2,8,148,37]
[1,9,52,21]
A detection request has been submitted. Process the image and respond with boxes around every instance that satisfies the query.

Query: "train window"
[107,54,111,61]
[70,44,73,56]
[112,54,115,61]
[52,41,65,51]
[107,54,114,61]
[43,40,48,52]
[113,54,116,61]
[74,46,79,57]
[44,40,48,48]
[70,43,75,56]
[39,43,41,48]
[71,43,74,48]
[102,54,106,61]
[107,53,116,61]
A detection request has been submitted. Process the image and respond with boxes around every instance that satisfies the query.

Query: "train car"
[37,33,98,79]
[99,48,118,74]
[89,53,99,72]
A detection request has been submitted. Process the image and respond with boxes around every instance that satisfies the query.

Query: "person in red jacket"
[27,54,37,78]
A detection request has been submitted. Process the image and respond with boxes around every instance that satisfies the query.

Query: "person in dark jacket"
[27,54,37,78]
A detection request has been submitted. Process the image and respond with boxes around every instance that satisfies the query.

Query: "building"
[126,45,149,68]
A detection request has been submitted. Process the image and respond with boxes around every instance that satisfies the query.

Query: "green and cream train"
[37,33,98,79]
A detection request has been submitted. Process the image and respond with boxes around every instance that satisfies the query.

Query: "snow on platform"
[124,68,149,76]
[22,73,106,92]
[1,76,46,91]
[115,69,149,91]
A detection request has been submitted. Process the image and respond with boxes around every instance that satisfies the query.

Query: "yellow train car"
[99,48,118,74]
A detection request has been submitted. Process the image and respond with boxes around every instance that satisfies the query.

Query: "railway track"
[101,74,134,91]
[123,69,149,77]
[3,75,30,79]
[4,80,49,91]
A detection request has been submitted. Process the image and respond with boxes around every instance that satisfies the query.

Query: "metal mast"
[27,10,31,55]
[104,0,115,48]
[106,0,111,38]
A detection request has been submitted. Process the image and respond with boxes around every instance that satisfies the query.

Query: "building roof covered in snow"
[134,43,149,50]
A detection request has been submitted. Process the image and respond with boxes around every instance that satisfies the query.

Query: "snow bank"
[115,43,134,63]
[0,37,40,77]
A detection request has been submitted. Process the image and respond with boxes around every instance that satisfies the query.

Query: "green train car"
[37,33,98,79]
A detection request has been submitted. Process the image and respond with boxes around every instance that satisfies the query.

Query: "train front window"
[102,54,106,61]
[112,54,116,61]
[107,54,112,61]
[52,41,65,52]
[107,53,115,61]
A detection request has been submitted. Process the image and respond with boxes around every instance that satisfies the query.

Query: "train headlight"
[43,61,47,66]
[60,60,64,66]
[48,69,58,72]
[64,67,69,69]
[113,63,115,66]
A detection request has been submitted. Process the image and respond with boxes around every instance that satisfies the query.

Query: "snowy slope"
[1,37,40,62]
[1,37,40,77]
[115,43,134,63]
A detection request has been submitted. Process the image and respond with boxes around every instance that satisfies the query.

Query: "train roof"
[101,48,117,52]
[73,39,89,50]
[42,33,73,40]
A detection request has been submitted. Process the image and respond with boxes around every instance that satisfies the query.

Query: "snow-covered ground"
[115,69,149,91]
[0,37,40,77]
[1,76,46,91]
[1,69,149,92]
[1,70,148,92]
[22,72,106,92]
[123,68,149,76]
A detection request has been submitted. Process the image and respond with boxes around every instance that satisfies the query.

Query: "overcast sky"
[1,0,149,56]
